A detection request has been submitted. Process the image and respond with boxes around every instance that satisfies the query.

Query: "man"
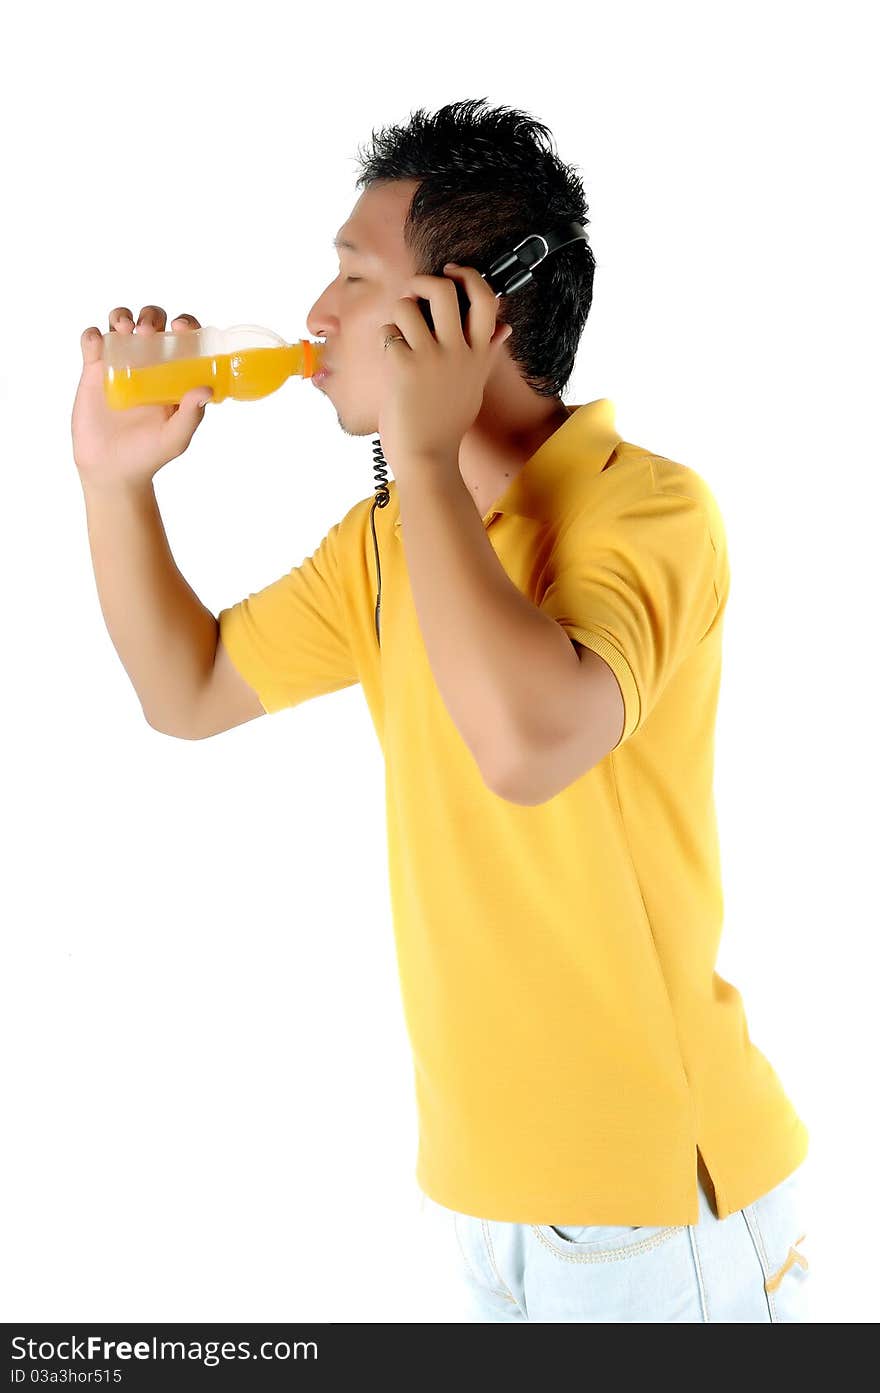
[77,98,810,1321]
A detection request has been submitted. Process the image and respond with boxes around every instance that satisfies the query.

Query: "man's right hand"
[72,305,214,491]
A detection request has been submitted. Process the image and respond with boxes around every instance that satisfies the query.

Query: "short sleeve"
[538,487,721,748]
[217,517,358,715]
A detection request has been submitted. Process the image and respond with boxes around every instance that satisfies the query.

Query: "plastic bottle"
[102,324,326,410]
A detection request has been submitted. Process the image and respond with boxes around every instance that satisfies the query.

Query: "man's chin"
[330,409,381,440]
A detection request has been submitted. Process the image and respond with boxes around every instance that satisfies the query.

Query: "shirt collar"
[393,399,621,533]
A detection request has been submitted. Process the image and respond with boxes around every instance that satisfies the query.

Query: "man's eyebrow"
[332,234,364,253]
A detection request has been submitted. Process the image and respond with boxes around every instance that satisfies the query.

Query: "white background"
[1,0,876,1325]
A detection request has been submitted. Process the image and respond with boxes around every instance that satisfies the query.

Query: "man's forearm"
[395,462,580,785]
[80,477,220,734]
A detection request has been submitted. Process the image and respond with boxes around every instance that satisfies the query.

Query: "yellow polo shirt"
[217,399,809,1225]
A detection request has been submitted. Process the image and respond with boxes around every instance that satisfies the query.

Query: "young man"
[75,99,810,1322]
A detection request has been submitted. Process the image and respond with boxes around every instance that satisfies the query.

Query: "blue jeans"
[421,1158,810,1322]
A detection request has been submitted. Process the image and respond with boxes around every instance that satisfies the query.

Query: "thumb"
[162,386,213,452]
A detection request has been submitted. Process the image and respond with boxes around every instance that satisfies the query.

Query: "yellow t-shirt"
[217,399,809,1225]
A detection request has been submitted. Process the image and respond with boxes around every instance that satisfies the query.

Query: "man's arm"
[396,467,624,802]
[79,476,222,736]
[502,642,625,805]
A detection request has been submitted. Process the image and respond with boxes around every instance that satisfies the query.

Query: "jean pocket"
[743,1166,810,1322]
[535,1222,683,1260]
[551,1223,641,1243]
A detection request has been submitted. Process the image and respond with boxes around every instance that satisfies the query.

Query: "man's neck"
[458,396,572,519]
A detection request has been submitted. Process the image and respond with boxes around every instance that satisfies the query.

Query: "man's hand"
[73,306,214,492]
[377,262,512,482]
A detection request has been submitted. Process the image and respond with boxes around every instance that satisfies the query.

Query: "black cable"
[370,437,391,646]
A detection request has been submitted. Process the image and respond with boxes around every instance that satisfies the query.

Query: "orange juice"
[104,338,324,410]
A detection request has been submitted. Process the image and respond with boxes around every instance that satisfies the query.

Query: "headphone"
[369,220,590,647]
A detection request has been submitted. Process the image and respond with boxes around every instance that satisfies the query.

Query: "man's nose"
[306,289,339,341]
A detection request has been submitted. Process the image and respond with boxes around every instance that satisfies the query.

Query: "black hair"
[352,97,596,398]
